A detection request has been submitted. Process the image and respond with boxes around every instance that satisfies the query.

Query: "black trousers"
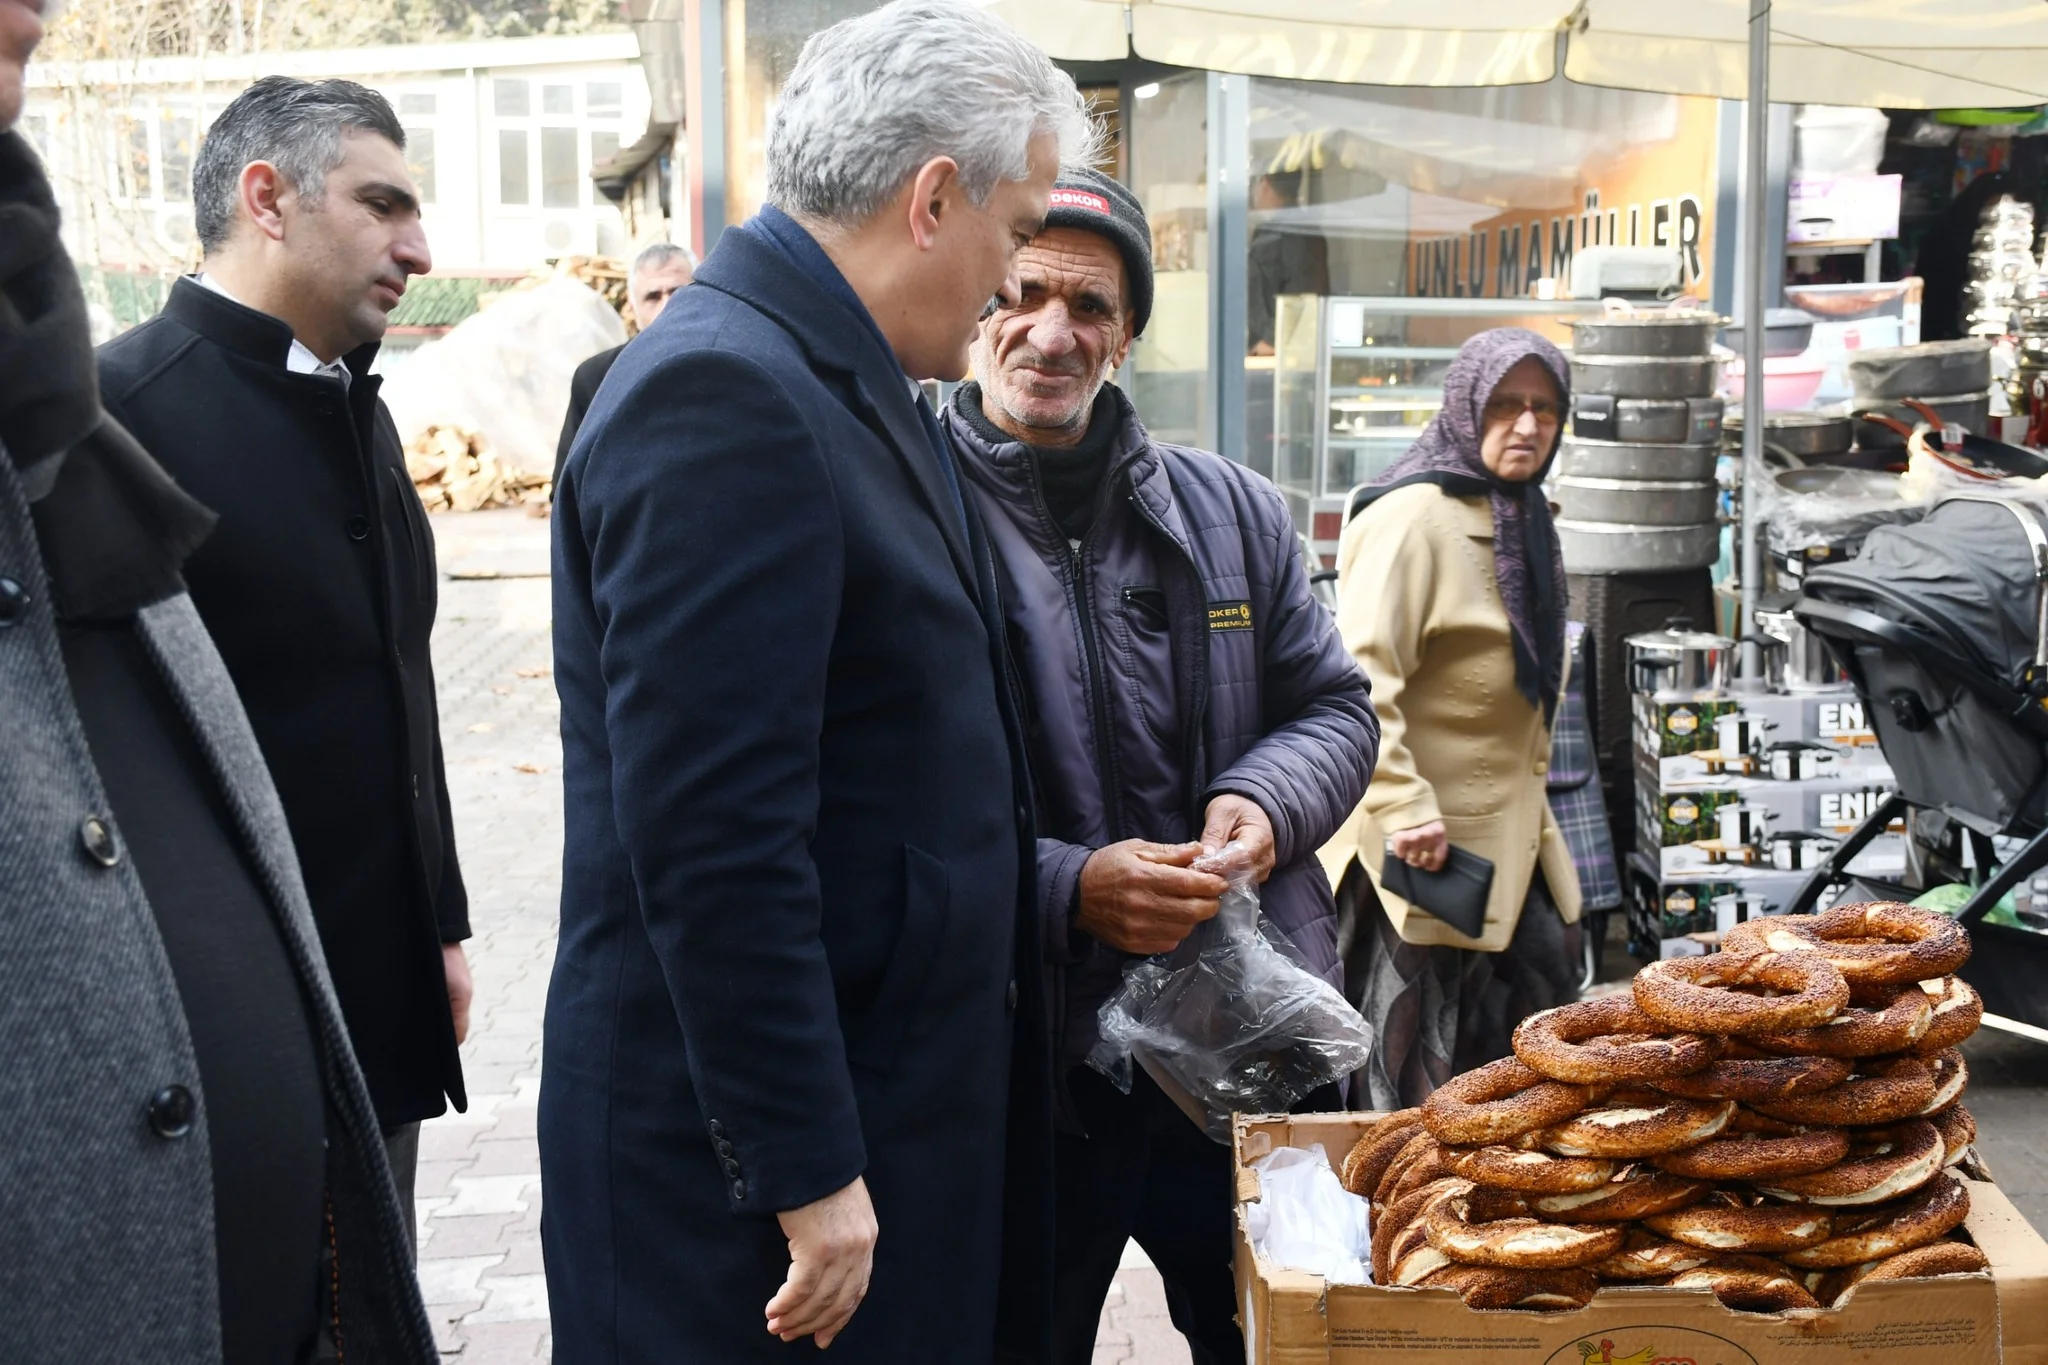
[1051,1069,1343,1364]
[1052,1067,1241,1364]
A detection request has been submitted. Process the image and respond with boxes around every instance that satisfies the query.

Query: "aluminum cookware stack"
[1847,339,1994,453]
[1557,313,1724,574]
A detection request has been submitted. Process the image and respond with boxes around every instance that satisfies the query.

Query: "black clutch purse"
[1381,843,1496,940]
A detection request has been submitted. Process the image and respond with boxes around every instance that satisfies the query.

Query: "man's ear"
[905,155,961,251]
[1111,311,1138,370]
[238,161,292,244]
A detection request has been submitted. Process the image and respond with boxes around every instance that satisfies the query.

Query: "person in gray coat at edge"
[0,5,433,1358]
[941,167,1378,1364]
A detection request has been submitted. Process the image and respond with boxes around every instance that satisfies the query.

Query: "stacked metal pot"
[1556,313,1724,574]
[1846,339,1994,453]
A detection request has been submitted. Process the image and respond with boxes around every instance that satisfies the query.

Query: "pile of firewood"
[404,423,550,513]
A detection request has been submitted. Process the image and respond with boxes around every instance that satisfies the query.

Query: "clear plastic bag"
[1087,843,1375,1142]
[1243,1143,1373,1284]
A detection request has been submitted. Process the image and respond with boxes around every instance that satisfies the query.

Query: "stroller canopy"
[1799,496,2047,700]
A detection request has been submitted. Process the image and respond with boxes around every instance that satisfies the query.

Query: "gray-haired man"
[553,240,696,487]
[542,1,1097,1358]
[97,75,474,1234]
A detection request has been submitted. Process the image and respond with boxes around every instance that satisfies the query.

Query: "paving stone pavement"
[419,510,1191,1363]
[422,512,2048,1361]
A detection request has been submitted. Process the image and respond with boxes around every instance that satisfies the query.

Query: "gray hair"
[193,77,406,253]
[629,240,697,287]
[766,0,1099,227]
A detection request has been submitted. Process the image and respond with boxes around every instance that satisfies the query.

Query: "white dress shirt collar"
[193,273,352,387]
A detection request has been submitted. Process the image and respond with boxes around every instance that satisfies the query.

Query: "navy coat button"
[1006,980,1019,1011]
[731,1179,747,1202]
[80,815,120,867]
[707,1119,726,1139]
[0,576,26,626]
[715,1139,735,1158]
[345,515,371,541]
[148,1084,196,1138]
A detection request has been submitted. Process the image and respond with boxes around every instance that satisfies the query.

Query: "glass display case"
[1273,294,1606,532]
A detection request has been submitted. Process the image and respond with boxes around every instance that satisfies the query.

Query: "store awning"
[985,0,2048,107]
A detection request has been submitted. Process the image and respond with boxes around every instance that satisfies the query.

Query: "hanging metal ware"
[1571,313,1723,358]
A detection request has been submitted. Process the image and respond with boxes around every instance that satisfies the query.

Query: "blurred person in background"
[542,2,1095,1358]
[96,75,473,1238]
[1246,168,1329,356]
[0,10,433,1359]
[553,239,696,487]
[1321,328,1583,1110]
[942,166,1376,1365]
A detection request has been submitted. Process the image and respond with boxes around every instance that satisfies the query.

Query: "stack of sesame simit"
[1344,902,1989,1313]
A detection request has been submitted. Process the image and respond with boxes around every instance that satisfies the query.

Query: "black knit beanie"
[1042,167,1154,338]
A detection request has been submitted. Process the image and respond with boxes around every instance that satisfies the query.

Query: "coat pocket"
[386,463,435,604]
[845,844,951,1075]
[1115,585,1182,747]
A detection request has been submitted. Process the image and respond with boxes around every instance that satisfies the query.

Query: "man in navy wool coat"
[539,2,1100,1359]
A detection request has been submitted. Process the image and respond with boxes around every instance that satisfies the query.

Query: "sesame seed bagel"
[1750,983,1934,1058]
[1918,1047,1969,1117]
[1386,1216,1457,1287]
[1375,1131,1445,1206]
[1589,1228,1715,1280]
[1644,1191,1835,1253]
[1748,1055,1938,1127]
[1727,903,1969,991]
[1422,1057,1592,1146]
[1512,996,1719,1084]
[1652,1123,1851,1182]
[1439,1144,1618,1195]
[1527,1166,1711,1223]
[1932,1104,1976,1166]
[1780,1173,1971,1269]
[1652,1051,1853,1102]
[1341,1109,1422,1196]
[1754,1119,1943,1206]
[1634,951,1850,1035]
[1420,1264,1600,1311]
[1667,1254,1820,1312]
[1540,1093,1736,1158]
[1423,1192,1629,1270]
[1846,1240,1991,1292]
[1913,977,1984,1055]
[1371,1177,1469,1285]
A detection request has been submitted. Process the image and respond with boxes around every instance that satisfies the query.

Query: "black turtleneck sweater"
[958,382,1121,542]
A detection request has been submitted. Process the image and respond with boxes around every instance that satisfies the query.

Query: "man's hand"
[1075,841,1228,956]
[1388,819,1449,873]
[766,1176,877,1347]
[443,942,474,1046]
[1199,794,1277,883]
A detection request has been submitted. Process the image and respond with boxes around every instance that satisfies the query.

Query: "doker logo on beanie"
[1037,167,1154,337]
[1049,188,1111,216]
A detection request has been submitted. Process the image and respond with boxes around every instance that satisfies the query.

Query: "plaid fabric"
[1549,625,1623,911]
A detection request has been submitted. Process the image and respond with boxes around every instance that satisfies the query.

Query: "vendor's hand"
[1076,841,1228,956]
[766,1176,877,1347]
[1199,794,1277,884]
[1389,820,1449,873]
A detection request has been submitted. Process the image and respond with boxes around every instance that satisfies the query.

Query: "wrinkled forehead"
[1013,226,1126,307]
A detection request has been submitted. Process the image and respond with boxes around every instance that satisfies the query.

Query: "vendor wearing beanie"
[942,167,1377,1364]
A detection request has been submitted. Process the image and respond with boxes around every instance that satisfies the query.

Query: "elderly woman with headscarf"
[1318,327,1584,1111]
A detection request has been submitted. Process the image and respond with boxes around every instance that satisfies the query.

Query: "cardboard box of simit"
[1233,1112,2048,1365]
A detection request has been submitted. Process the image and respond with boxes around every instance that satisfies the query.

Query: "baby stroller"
[1788,494,2048,1032]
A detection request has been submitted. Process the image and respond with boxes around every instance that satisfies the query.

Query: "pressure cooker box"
[1232,1113,2048,1365]
[1624,858,1815,949]
[1635,779,1905,876]
[1633,690,1887,787]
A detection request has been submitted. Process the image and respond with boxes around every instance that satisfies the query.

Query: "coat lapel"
[693,228,979,600]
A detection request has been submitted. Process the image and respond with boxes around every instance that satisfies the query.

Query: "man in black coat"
[97,76,470,1220]
[539,2,1098,1358]
[552,240,694,489]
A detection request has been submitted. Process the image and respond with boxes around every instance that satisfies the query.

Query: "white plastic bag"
[1244,1144,1372,1284]
[1088,843,1375,1142]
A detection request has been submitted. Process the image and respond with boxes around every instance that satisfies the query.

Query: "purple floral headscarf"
[1352,327,1571,720]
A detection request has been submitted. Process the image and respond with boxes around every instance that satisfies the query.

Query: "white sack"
[1243,1143,1372,1285]
[382,277,626,476]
